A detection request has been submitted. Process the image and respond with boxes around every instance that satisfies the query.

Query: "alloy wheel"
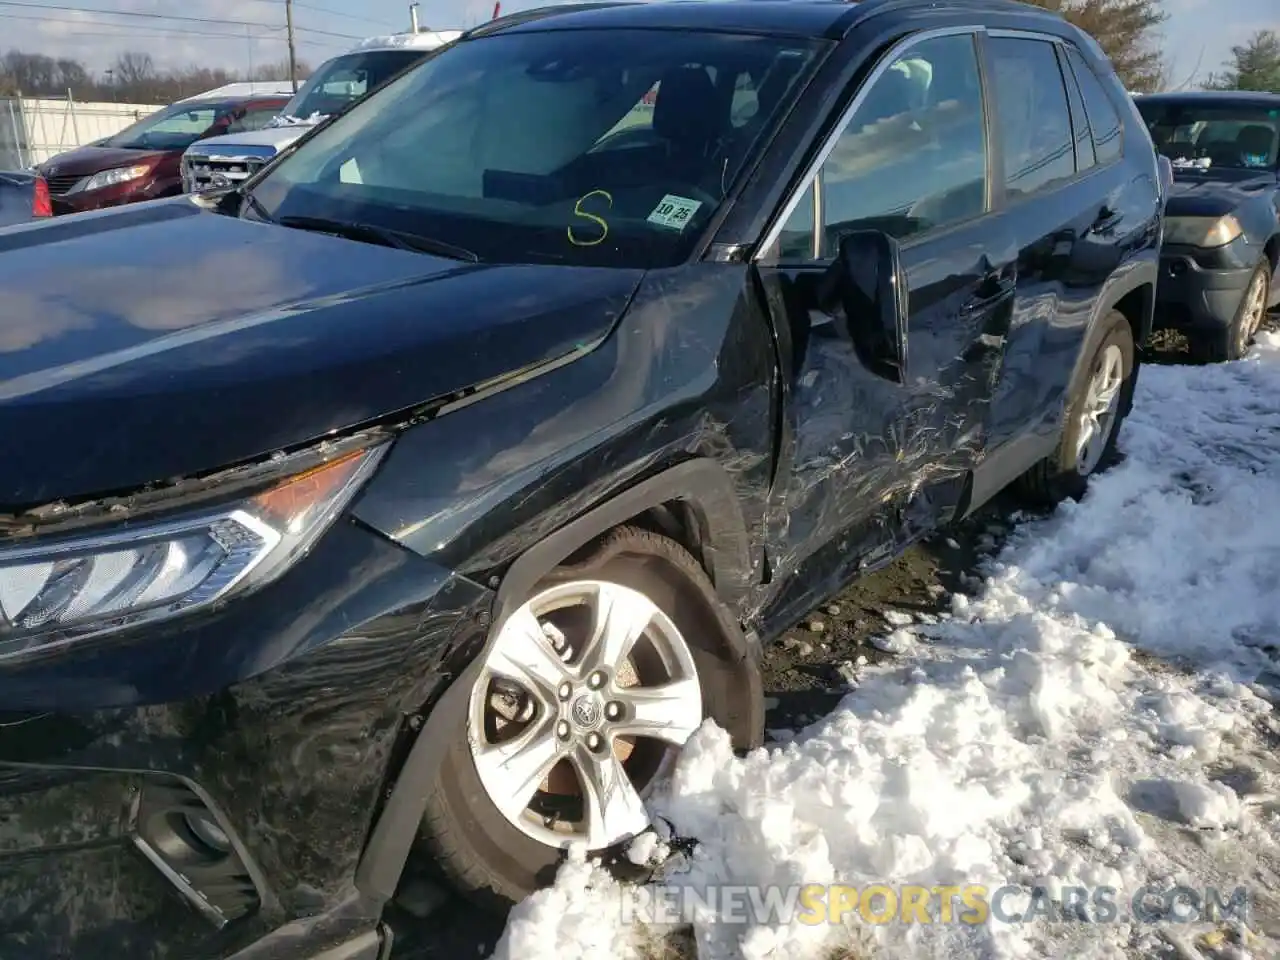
[1074,343,1125,476]
[467,580,703,851]
[1235,269,1269,357]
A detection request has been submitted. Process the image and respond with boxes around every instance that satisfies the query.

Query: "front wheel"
[1016,309,1136,505]
[1193,259,1270,364]
[416,526,763,910]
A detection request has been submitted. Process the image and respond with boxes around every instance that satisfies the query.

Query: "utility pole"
[285,0,299,93]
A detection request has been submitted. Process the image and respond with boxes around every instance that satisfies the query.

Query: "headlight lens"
[1163,214,1244,248]
[75,164,152,194]
[0,443,387,660]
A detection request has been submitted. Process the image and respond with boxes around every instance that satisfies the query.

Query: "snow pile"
[268,112,329,128]
[492,331,1280,960]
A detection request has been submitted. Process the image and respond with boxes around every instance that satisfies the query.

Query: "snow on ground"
[492,331,1280,960]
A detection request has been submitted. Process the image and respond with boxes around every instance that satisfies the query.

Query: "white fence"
[1,95,164,170]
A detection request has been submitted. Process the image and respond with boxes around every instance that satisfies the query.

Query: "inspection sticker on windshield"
[647,194,702,230]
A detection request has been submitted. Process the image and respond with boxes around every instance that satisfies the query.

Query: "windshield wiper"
[277,215,480,262]
[239,190,276,224]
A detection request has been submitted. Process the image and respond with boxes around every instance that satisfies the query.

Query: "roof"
[467,0,857,39]
[464,0,1065,41]
[350,30,463,51]
[178,82,295,102]
[1136,90,1280,105]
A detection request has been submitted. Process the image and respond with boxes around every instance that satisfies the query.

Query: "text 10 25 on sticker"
[647,194,703,231]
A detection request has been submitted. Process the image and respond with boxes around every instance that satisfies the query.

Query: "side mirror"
[818,230,909,383]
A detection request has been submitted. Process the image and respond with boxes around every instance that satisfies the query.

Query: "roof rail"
[463,1,638,38]
[853,0,1064,16]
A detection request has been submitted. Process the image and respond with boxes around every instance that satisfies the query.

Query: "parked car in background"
[0,170,51,227]
[36,92,291,215]
[0,1,1161,957]
[1134,90,1280,361]
[181,31,460,193]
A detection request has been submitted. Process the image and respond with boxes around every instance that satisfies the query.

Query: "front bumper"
[49,177,179,216]
[0,517,490,959]
[1154,238,1257,331]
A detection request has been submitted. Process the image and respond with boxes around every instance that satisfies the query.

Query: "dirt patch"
[759,494,1021,734]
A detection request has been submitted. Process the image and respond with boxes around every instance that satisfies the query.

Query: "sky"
[0,0,1276,88]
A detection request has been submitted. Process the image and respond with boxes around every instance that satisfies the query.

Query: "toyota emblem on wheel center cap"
[571,694,602,729]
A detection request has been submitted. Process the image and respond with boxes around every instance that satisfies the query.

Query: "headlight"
[73,164,153,194]
[1163,214,1244,248]
[0,443,387,661]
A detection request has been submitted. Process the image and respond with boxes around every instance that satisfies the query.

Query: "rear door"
[979,31,1135,453]
[750,27,1016,625]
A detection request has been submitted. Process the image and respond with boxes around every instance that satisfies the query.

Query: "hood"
[187,127,308,156]
[39,145,168,179]
[0,198,641,507]
[1164,169,1278,218]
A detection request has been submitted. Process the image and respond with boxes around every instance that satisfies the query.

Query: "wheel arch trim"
[352,457,756,907]
[490,457,756,639]
[1066,257,1156,413]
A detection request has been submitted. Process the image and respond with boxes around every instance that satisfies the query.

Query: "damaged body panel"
[0,200,640,507]
[0,1,1162,957]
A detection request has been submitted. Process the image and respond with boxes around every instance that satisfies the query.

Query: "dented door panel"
[751,212,1015,632]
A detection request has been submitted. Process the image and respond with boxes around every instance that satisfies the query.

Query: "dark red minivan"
[37,93,290,215]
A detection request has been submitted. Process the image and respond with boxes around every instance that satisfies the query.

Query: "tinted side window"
[1060,48,1096,172]
[990,37,1075,197]
[1065,46,1123,164]
[820,33,989,250]
[227,107,283,134]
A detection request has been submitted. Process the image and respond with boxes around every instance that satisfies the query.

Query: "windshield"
[276,50,431,122]
[104,100,239,151]
[1136,100,1280,171]
[250,29,822,268]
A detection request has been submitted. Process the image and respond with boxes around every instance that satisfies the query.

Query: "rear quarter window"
[1064,45,1124,164]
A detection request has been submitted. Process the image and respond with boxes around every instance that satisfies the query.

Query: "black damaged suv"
[0,1,1162,957]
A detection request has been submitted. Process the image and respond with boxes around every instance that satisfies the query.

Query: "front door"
[751,28,1015,630]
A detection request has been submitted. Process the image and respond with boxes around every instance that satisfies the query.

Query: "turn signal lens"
[31,177,52,218]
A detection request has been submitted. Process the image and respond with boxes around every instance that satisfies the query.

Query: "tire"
[1192,259,1270,364]
[415,525,763,911]
[1016,308,1136,505]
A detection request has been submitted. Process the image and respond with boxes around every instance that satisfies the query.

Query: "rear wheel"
[416,526,763,910]
[1017,309,1136,505]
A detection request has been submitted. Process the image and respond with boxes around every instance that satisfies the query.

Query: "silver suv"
[181,31,460,193]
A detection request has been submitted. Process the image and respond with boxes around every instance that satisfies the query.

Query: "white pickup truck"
[181,30,460,193]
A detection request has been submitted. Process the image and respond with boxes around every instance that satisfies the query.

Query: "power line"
[225,0,403,29]
[2,9,289,41]
[0,1,364,40]
[295,1,401,27]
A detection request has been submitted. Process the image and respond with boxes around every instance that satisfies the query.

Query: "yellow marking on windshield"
[567,189,612,247]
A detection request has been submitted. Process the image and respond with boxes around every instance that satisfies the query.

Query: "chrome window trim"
[1058,41,1128,167]
[755,24,990,263]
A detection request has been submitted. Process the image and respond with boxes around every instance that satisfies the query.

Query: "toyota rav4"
[0,1,1162,958]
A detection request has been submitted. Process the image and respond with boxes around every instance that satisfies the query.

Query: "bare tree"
[0,48,305,102]
[112,51,157,88]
